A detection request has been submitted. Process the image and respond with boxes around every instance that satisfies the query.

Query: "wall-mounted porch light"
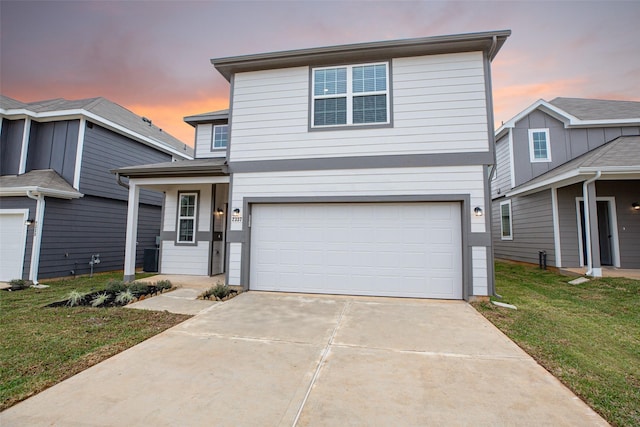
[25,218,34,226]
[632,202,640,211]
[216,208,224,215]
[233,208,240,215]
[474,207,483,217]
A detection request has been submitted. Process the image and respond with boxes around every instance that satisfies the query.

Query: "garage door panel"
[250,203,462,299]
[0,212,28,281]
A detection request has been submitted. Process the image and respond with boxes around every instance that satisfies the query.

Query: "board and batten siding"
[1,118,25,176]
[492,190,556,266]
[80,123,170,205]
[229,51,488,162]
[26,120,79,185]
[228,165,488,288]
[511,110,640,187]
[0,197,36,279]
[38,196,160,279]
[491,134,511,199]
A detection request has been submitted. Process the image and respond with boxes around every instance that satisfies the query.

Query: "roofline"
[506,166,640,197]
[211,30,511,81]
[183,110,229,127]
[0,107,193,160]
[0,186,84,199]
[495,99,640,139]
[112,164,229,178]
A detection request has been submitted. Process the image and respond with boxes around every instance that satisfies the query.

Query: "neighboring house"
[115,30,511,300]
[0,95,193,282]
[492,97,640,276]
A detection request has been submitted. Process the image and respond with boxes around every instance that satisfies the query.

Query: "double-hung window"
[212,125,228,150]
[500,200,513,240]
[312,62,389,128]
[177,192,197,243]
[528,128,551,162]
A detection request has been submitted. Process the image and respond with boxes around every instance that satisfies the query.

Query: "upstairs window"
[177,192,198,243]
[212,125,228,149]
[528,128,551,162]
[312,62,389,128]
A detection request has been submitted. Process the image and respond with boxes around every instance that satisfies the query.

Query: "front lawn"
[473,261,639,427]
[0,272,191,410]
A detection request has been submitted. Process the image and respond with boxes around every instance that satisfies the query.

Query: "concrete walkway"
[1,292,607,426]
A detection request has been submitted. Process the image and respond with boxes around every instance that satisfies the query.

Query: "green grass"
[0,272,191,410]
[473,261,640,427]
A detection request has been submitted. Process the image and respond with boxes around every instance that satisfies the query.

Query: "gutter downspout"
[582,171,601,276]
[26,190,45,285]
[115,172,130,189]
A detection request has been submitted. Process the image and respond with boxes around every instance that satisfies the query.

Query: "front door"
[579,200,613,266]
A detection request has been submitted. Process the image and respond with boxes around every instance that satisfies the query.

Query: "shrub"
[155,280,172,292]
[66,290,86,307]
[90,292,109,307]
[127,282,149,297]
[9,279,30,291]
[201,283,230,300]
[114,289,134,305]
[105,280,127,293]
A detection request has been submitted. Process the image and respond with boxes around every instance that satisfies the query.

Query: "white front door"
[250,202,462,299]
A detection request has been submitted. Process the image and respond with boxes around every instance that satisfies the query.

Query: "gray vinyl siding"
[26,120,79,184]
[491,134,511,198]
[492,190,556,266]
[80,123,170,206]
[1,119,25,176]
[558,181,640,269]
[0,196,36,279]
[511,109,640,187]
[38,196,161,279]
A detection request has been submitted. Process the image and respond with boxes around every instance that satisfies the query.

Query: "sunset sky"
[2,0,639,146]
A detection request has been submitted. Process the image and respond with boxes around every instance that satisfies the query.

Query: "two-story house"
[492,97,640,276]
[116,30,511,300]
[0,95,193,283]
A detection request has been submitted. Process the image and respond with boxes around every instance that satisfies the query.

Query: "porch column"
[123,181,140,282]
[586,181,602,277]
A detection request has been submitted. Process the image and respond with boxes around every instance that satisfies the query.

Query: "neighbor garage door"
[250,202,462,299]
[0,211,28,281]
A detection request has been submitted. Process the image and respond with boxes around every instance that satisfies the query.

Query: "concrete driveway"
[1,292,607,426]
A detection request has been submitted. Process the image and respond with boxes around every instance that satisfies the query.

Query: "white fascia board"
[506,170,582,197]
[580,166,640,173]
[130,176,230,186]
[1,108,192,160]
[0,187,84,199]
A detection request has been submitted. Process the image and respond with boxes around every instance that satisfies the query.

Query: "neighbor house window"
[177,192,198,243]
[528,128,551,162]
[312,62,389,128]
[212,125,228,149]
[500,200,513,240]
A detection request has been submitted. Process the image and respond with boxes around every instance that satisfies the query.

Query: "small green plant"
[201,283,230,300]
[90,292,109,307]
[105,279,127,293]
[114,289,134,305]
[127,282,149,297]
[66,290,86,307]
[155,280,172,292]
[9,279,30,291]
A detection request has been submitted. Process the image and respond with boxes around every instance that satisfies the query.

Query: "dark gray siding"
[492,190,556,266]
[1,119,25,176]
[491,134,511,199]
[557,184,582,267]
[512,110,640,187]
[38,195,161,279]
[80,123,170,206]
[0,197,37,279]
[26,120,79,184]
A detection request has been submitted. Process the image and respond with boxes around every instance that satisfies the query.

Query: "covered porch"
[112,158,229,282]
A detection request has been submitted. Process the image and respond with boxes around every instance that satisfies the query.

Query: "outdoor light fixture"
[233,208,240,215]
[474,207,483,216]
[633,202,640,211]
[25,219,34,226]
[216,208,224,214]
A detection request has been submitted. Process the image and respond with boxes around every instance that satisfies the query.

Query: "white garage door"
[0,211,28,281]
[250,202,462,299]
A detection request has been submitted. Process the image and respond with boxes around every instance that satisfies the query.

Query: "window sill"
[309,122,393,132]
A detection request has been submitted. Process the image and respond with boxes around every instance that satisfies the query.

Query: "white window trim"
[177,192,198,244]
[528,128,551,162]
[211,124,228,150]
[500,200,513,240]
[311,62,390,128]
